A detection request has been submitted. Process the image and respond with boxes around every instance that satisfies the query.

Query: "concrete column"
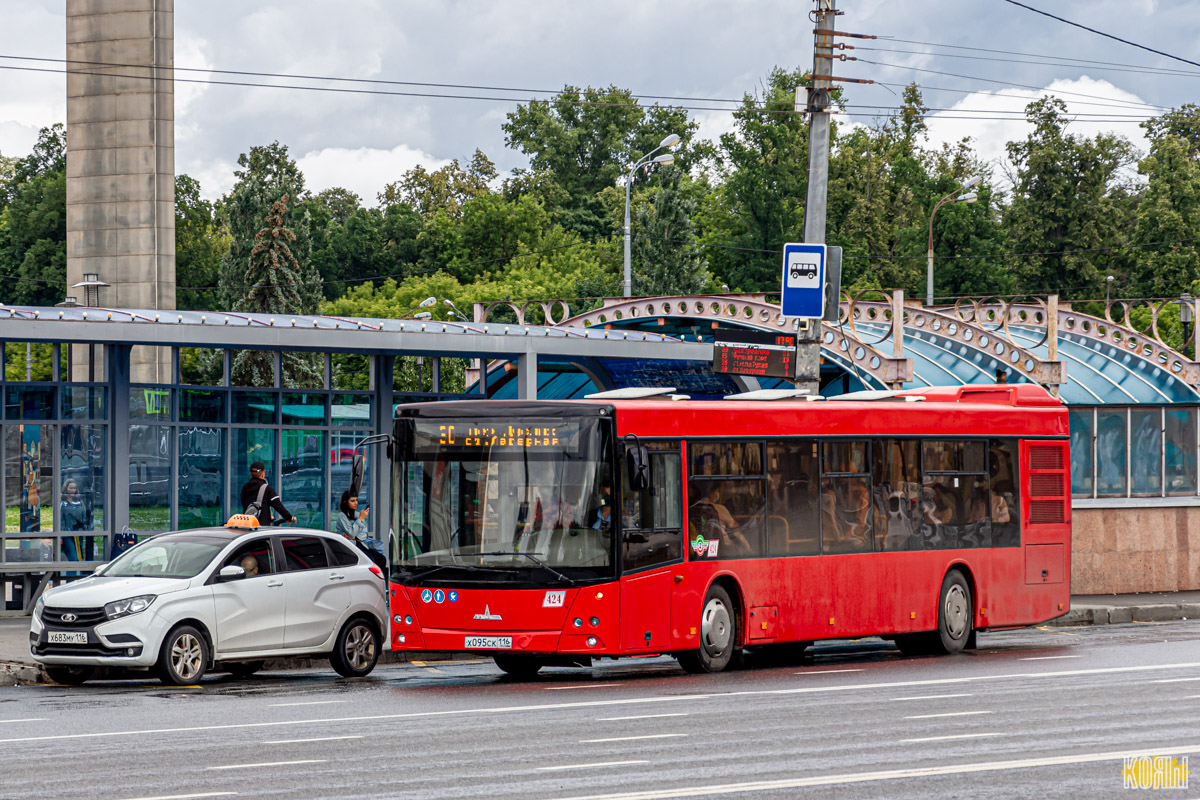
[66,0,175,383]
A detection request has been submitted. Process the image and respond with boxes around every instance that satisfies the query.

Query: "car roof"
[150,526,344,541]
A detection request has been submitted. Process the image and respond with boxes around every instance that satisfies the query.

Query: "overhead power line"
[860,45,1200,80]
[883,37,1200,78]
[999,0,1200,70]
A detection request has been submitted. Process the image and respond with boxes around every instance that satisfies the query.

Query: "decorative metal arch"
[544,295,913,388]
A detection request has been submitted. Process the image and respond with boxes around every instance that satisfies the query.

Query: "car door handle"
[267,580,284,588]
[328,573,345,581]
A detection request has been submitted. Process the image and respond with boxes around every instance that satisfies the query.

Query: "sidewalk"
[4,592,1199,685]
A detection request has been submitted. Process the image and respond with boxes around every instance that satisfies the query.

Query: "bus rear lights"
[586,637,598,647]
[573,618,583,628]
[589,617,600,627]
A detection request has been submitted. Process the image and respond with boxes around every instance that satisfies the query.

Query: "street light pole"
[926,177,980,306]
[623,133,680,298]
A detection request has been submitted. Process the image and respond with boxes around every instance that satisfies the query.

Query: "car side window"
[327,538,360,567]
[281,536,330,571]
[224,537,275,577]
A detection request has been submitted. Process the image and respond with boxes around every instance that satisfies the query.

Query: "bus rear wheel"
[493,654,545,679]
[678,584,738,674]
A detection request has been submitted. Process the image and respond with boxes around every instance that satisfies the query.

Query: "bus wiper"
[477,551,578,586]
[402,563,522,585]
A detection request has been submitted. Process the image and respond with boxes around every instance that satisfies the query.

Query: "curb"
[0,661,43,687]
[1048,603,1200,627]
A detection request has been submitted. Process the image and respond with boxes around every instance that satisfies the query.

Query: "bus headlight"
[586,637,598,647]
[573,617,583,628]
[589,617,600,627]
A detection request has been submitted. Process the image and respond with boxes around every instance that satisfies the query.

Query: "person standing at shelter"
[240,462,296,526]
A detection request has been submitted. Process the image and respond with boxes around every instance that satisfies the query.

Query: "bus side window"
[989,439,1020,547]
[622,445,682,572]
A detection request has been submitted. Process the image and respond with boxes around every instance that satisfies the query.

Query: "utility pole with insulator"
[792,0,839,395]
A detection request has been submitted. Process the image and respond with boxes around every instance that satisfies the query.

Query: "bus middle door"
[619,446,684,652]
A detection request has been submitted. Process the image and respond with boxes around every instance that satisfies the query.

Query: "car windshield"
[102,534,228,579]
[393,416,614,583]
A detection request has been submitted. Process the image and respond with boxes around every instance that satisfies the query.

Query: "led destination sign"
[413,420,581,454]
[712,327,798,379]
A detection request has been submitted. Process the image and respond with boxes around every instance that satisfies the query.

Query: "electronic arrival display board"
[711,327,798,379]
[411,420,582,455]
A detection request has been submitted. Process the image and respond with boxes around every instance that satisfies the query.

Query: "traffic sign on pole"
[781,242,826,319]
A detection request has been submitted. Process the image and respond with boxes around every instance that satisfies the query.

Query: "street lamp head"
[957,192,978,204]
[961,176,982,190]
[1107,275,1115,283]
[414,311,432,320]
[652,153,675,165]
[417,296,436,308]
[658,133,681,149]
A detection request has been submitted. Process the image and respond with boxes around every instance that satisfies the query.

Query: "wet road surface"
[1,621,1197,799]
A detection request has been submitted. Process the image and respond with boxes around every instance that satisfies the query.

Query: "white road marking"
[547,743,1200,799]
[539,761,650,771]
[546,683,625,690]
[118,794,237,800]
[902,733,1004,743]
[888,694,974,701]
[207,759,325,771]
[267,700,347,707]
[0,718,46,723]
[905,711,992,720]
[597,713,690,721]
[1152,677,1200,683]
[581,734,688,744]
[7,660,1200,745]
[795,669,865,675]
[263,735,364,744]
[1019,655,1081,661]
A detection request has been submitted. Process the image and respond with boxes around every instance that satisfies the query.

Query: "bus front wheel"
[896,571,973,657]
[678,584,738,674]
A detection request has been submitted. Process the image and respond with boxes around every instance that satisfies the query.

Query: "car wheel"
[493,655,545,679]
[157,625,209,685]
[226,660,265,679]
[331,618,379,678]
[677,584,738,674]
[44,665,95,685]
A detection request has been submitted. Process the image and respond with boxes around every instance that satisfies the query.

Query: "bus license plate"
[47,631,88,645]
[464,636,512,650]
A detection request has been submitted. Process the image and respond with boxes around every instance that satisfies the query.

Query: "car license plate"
[47,631,88,645]
[464,636,512,649]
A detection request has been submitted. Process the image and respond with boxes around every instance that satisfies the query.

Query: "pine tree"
[231,195,320,387]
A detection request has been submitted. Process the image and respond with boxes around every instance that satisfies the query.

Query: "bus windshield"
[393,415,614,583]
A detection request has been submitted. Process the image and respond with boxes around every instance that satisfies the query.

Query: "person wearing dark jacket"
[240,462,296,526]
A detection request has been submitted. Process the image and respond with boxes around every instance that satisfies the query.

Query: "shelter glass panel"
[1130,409,1162,496]
[60,424,106,561]
[62,387,106,420]
[178,426,225,530]
[128,424,171,531]
[1096,409,1128,497]
[1164,408,1198,497]
[283,393,327,426]
[332,450,369,532]
[5,424,54,539]
[331,394,371,428]
[4,386,56,420]
[130,386,173,420]
[1068,410,1094,498]
[233,391,276,425]
[283,430,326,530]
[233,428,275,509]
[180,389,225,423]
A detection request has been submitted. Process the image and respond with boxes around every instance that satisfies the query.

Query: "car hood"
[42,575,192,608]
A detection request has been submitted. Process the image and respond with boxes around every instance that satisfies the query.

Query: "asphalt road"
[1,622,1198,800]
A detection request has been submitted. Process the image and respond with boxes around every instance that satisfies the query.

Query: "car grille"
[43,607,107,627]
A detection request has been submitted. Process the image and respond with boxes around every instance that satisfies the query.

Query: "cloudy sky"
[2,1,1198,203]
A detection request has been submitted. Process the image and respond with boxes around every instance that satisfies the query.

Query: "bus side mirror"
[626,446,650,492]
[349,453,365,498]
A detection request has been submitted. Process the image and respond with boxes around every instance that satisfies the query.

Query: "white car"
[29,517,388,685]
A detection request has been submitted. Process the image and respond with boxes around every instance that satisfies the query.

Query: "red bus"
[385,384,1070,676]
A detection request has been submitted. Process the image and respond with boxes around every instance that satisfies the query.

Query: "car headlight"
[104,594,156,620]
[33,596,44,619]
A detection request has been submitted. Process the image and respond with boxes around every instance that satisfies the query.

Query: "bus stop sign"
[781,243,826,319]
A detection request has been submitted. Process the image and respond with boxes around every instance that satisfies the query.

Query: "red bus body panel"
[390,385,1071,658]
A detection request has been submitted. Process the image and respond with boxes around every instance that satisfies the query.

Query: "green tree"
[703,67,811,291]
[175,174,230,310]
[1004,97,1137,298]
[378,150,497,218]
[0,124,66,306]
[218,142,320,310]
[629,168,711,295]
[231,195,320,387]
[1132,134,1200,296]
